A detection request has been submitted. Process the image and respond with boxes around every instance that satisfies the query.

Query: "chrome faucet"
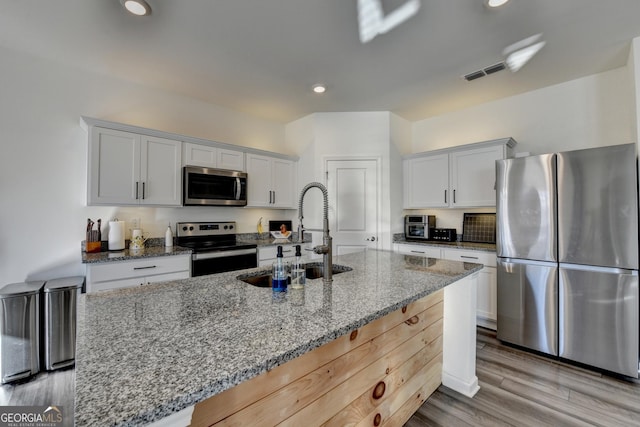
[298,182,333,284]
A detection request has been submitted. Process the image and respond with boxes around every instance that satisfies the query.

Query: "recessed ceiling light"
[312,84,326,94]
[485,0,510,8]
[121,0,151,16]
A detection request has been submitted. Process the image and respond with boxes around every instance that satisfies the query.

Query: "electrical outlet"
[132,218,140,229]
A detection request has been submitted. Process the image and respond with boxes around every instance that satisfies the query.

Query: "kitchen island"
[75,249,481,426]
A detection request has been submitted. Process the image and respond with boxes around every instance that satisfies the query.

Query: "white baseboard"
[442,372,480,398]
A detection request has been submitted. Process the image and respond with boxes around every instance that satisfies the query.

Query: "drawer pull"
[133,265,157,270]
[460,256,479,260]
[410,250,425,254]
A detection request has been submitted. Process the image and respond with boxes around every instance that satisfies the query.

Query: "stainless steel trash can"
[0,281,45,383]
[43,276,84,371]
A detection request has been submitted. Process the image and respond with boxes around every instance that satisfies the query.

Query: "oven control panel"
[176,222,236,237]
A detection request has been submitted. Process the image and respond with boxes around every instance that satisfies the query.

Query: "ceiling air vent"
[463,61,507,82]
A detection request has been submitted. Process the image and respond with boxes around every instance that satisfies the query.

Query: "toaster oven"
[404,215,436,240]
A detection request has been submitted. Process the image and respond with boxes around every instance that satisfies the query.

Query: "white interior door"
[327,159,379,255]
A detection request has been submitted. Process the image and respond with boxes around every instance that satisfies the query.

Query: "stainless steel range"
[176,222,257,277]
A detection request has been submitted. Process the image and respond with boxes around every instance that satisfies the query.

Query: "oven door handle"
[193,249,257,260]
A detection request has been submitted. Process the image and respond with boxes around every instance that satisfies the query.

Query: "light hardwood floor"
[2,328,639,427]
[0,367,74,427]
[405,328,640,427]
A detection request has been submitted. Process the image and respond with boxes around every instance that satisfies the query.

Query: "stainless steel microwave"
[183,166,247,206]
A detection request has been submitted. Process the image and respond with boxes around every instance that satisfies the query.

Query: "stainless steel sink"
[236,263,352,287]
[304,262,352,279]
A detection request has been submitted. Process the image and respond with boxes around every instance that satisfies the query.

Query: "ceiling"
[2,0,640,123]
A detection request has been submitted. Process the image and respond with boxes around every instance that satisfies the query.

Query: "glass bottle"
[272,246,288,292]
[290,245,306,290]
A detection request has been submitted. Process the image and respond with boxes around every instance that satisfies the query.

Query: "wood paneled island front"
[75,250,481,426]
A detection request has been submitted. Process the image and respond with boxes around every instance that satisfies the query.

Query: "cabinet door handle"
[135,182,139,199]
[453,189,456,203]
[142,182,146,199]
[444,190,447,204]
[460,255,478,260]
[133,265,157,270]
[272,191,275,204]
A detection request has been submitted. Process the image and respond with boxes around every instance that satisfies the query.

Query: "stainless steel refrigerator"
[496,143,639,378]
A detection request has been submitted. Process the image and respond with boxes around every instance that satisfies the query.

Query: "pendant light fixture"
[121,0,151,16]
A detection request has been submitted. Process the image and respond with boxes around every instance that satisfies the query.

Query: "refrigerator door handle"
[499,257,557,267]
[559,263,638,276]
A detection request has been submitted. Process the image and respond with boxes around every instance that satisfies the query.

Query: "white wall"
[412,66,634,156]
[0,46,288,283]
[390,114,412,234]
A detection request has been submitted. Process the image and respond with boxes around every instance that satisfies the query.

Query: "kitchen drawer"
[87,255,191,283]
[395,243,441,258]
[88,270,190,293]
[440,248,496,267]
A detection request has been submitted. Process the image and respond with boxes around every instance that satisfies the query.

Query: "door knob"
[366,236,376,241]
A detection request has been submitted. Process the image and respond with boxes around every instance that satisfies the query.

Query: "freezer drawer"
[559,266,639,377]
[497,259,558,356]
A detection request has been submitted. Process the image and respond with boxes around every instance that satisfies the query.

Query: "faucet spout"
[298,182,333,284]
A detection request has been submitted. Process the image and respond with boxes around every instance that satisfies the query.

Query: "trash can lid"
[0,281,45,298]
[44,276,85,293]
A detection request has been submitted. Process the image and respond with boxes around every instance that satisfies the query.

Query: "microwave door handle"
[235,177,241,200]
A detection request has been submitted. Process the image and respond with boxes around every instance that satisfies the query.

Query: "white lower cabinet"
[394,243,497,330]
[258,243,311,267]
[394,243,442,258]
[440,248,497,330]
[85,255,191,293]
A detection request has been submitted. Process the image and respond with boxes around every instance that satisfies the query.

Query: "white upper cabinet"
[403,153,449,208]
[141,135,182,205]
[82,116,298,208]
[246,153,296,208]
[450,144,505,207]
[88,127,181,206]
[403,138,516,209]
[182,142,245,171]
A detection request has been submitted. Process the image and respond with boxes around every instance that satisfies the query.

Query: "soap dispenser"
[290,245,306,289]
[272,246,288,292]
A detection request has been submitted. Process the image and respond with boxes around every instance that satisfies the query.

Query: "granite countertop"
[74,249,482,426]
[393,236,496,252]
